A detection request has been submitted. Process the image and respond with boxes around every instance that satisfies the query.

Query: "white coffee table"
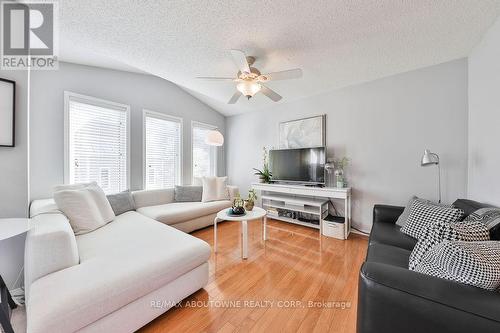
[214,207,267,259]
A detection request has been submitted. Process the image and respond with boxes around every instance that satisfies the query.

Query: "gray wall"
[30,62,225,199]
[468,15,500,205]
[227,59,469,232]
[0,69,29,289]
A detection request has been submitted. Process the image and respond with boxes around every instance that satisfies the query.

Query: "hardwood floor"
[140,218,368,333]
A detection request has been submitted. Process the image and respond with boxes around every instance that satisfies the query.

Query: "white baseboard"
[351,228,370,237]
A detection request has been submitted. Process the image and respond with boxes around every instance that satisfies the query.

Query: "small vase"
[244,200,254,211]
[335,169,345,188]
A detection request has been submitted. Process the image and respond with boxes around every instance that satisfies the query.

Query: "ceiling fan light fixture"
[237,81,261,99]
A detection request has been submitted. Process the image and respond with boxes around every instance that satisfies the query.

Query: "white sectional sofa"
[24,186,238,333]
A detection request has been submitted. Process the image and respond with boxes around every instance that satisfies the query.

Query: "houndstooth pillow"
[465,208,500,240]
[409,220,490,270]
[415,241,500,291]
[396,196,453,227]
[400,199,464,239]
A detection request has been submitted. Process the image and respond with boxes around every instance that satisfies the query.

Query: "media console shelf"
[251,183,352,239]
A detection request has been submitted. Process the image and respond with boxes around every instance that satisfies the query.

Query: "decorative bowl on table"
[229,206,246,216]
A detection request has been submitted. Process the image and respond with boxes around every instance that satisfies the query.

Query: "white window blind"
[192,122,217,180]
[144,112,182,189]
[65,93,129,194]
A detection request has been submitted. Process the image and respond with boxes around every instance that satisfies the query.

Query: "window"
[192,121,217,180]
[144,111,182,189]
[64,92,129,194]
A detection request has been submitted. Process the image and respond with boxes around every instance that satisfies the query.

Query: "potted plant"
[244,189,257,211]
[231,194,245,215]
[334,157,350,188]
[253,147,272,183]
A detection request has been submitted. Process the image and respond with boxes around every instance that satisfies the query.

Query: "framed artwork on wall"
[279,114,326,149]
[0,78,15,147]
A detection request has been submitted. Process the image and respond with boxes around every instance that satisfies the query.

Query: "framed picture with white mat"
[0,78,15,147]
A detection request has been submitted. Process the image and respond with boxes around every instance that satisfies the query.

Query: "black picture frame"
[0,78,15,147]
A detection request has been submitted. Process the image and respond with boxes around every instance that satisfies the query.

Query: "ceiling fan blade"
[260,85,282,102]
[196,76,235,81]
[228,91,242,104]
[262,69,302,81]
[230,49,251,74]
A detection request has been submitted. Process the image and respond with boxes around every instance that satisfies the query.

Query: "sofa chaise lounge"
[24,186,238,333]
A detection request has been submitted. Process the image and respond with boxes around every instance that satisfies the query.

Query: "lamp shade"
[205,129,224,146]
[421,149,439,166]
[237,81,261,98]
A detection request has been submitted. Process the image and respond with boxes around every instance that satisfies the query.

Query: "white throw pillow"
[53,182,116,235]
[201,176,229,202]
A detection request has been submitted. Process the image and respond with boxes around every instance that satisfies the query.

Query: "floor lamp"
[421,149,441,203]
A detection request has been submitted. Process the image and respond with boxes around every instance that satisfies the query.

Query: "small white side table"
[214,207,267,259]
[0,218,31,241]
[0,218,31,333]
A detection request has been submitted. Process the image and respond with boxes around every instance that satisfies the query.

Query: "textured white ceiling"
[59,0,500,116]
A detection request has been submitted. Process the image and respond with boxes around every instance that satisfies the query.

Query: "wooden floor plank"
[139,219,368,333]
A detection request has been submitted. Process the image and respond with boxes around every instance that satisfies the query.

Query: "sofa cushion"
[370,221,417,251]
[465,208,500,240]
[396,196,451,227]
[132,188,175,209]
[27,211,210,333]
[53,182,115,235]
[415,240,500,291]
[106,190,136,215]
[409,220,490,270]
[174,185,203,202]
[137,200,231,225]
[452,198,493,218]
[201,176,229,202]
[366,243,412,269]
[400,199,463,239]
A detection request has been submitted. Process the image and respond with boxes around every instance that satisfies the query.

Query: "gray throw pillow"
[174,185,203,202]
[106,191,135,215]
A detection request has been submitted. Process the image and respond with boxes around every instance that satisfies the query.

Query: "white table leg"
[214,217,218,253]
[242,220,248,259]
[263,216,267,240]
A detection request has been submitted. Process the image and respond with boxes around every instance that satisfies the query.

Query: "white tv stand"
[251,182,352,239]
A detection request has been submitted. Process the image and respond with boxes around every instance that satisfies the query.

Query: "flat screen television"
[269,147,326,185]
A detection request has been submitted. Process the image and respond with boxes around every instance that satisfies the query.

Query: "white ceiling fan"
[196,50,302,104]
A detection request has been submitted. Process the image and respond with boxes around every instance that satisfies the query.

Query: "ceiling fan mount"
[237,67,261,80]
[196,50,302,104]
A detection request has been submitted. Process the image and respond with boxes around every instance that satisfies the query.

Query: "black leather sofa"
[357,199,500,333]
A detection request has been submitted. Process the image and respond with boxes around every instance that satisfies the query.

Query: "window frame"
[63,91,131,192]
[142,109,183,189]
[191,120,218,182]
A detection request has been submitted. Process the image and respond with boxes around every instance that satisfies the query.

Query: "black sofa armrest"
[373,204,404,225]
[358,262,500,333]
